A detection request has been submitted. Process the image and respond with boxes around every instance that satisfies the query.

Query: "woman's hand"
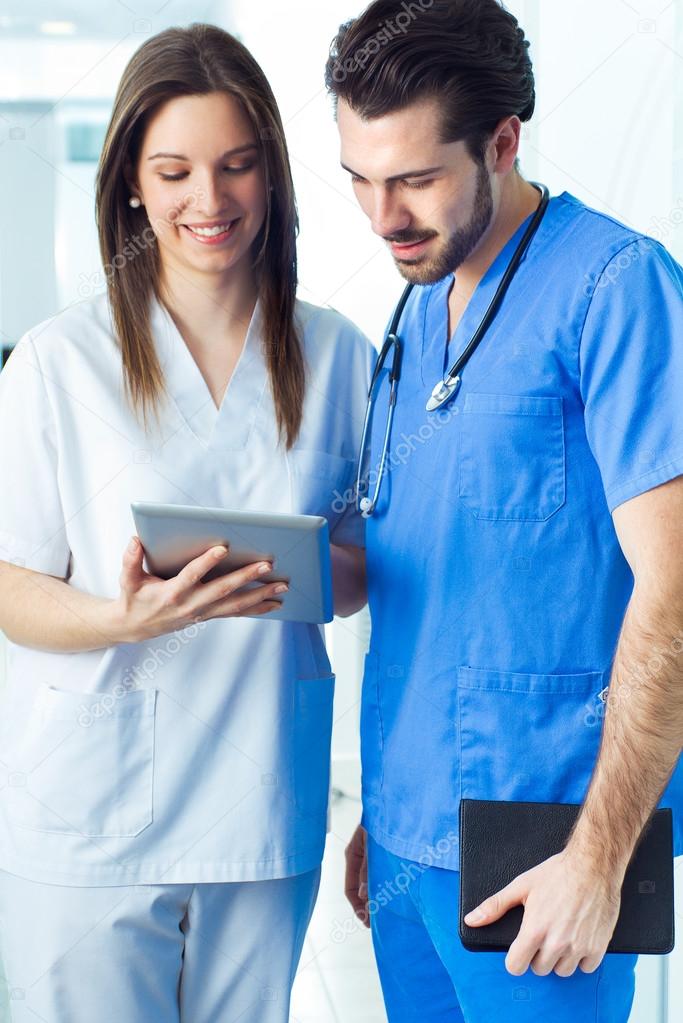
[110,536,288,643]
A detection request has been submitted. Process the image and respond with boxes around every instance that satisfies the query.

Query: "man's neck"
[451,174,542,304]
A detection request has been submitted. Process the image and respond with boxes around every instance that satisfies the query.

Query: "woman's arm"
[0,537,286,654]
[0,559,124,652]
[330,544,367,618]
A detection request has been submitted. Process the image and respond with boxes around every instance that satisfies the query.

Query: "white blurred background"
[0,1,682,1020]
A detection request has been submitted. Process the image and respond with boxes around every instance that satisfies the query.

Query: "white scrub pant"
[0,866,320,1022]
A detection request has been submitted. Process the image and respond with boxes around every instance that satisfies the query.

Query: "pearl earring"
[129,196,142,208]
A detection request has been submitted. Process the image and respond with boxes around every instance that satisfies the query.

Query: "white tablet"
[131,501,333,624]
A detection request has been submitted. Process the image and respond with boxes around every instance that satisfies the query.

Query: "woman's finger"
[173,544,231,593]
[187,558,277,609]
[196,581,288,621]
[119,536,146,592]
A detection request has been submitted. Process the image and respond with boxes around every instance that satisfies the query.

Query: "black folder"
[459,799,674,954]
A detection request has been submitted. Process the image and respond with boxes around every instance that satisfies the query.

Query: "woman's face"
[132,91,268,283]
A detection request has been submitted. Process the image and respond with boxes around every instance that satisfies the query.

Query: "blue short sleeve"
[579,238,683,513]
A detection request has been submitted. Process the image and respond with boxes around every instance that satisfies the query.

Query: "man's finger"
[344,877,369,926]
[464,874,526,926]
[505,930,541,976]
[552,954,580,978]
[578,951,604,974]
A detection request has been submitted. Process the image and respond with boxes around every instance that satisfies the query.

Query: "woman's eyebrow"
[147,143,259,161]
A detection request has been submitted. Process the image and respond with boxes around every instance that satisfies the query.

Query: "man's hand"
[345,823,370,927]
[464,847,622,977]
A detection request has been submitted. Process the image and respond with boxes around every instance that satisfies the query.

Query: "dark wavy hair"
[324,0,535,165]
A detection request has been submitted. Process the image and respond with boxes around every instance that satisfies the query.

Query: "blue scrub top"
[361,190,683,869]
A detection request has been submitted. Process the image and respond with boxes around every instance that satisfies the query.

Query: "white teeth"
[187,222,233,237]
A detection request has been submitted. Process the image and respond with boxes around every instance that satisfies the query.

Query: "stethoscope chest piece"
[425,372,461,412]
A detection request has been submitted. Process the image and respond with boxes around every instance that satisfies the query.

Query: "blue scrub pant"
[367,835,638,1022]
[0,866,320,1022]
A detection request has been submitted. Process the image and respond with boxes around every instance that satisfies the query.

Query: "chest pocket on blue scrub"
[458,393,565,521]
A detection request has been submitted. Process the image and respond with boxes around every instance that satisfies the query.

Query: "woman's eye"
[227,163,256,174]
[159,164,255,182]
[350,174,365,185]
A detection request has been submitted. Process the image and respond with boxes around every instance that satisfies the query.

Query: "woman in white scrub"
[0,23,371,1023]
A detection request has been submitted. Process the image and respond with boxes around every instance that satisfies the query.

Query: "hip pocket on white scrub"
[292,675,335,818]
[7,683,157,837]
[458,392,565,521]
[457,666,605,805]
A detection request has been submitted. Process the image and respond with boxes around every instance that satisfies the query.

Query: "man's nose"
[369,191,411,239]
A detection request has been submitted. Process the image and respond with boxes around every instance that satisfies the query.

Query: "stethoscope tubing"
[356,182,550,516]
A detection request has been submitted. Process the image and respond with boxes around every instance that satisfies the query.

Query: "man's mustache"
[383,230,438,244]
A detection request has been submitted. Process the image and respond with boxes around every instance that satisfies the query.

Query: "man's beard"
[391,162,494,285]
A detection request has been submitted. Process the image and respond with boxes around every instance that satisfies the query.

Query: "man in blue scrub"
[325,1,683,1020]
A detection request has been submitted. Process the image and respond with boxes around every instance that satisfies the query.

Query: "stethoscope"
[356,181,550,518]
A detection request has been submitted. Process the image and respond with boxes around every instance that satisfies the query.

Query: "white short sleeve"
[326,321,374,549]
[0,334,71,576]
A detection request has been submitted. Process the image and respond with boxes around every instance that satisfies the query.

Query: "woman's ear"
[123,158,140,197]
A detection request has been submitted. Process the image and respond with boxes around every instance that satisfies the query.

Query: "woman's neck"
[158,259,259,350]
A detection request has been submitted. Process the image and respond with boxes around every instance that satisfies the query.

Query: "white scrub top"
[0,291,373,886]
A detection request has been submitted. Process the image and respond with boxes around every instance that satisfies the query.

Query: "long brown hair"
[96,22,305,446]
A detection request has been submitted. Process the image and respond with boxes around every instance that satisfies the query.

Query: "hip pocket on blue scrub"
[293,674,335,817]
[7,683,157,837]
[458,393,565,521]
[457,666,604,804]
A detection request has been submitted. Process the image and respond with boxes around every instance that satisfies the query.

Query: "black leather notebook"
[459,799,675,954]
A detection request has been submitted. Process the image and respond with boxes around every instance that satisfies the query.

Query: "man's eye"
[403,180,431,190]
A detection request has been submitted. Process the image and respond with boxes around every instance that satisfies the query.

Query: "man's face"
[338,97,494,285]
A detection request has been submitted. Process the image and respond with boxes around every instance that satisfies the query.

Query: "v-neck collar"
[151,292,268,450]
[421,202,545,385]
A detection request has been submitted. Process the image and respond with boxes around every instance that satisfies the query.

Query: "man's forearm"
[566,585,683,878]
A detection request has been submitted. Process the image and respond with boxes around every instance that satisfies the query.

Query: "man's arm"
[565,473,683,874]
[464,474,683,977]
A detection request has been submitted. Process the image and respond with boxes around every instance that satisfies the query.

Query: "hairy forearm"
[567,584,683,877]
[0,561,122,653]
